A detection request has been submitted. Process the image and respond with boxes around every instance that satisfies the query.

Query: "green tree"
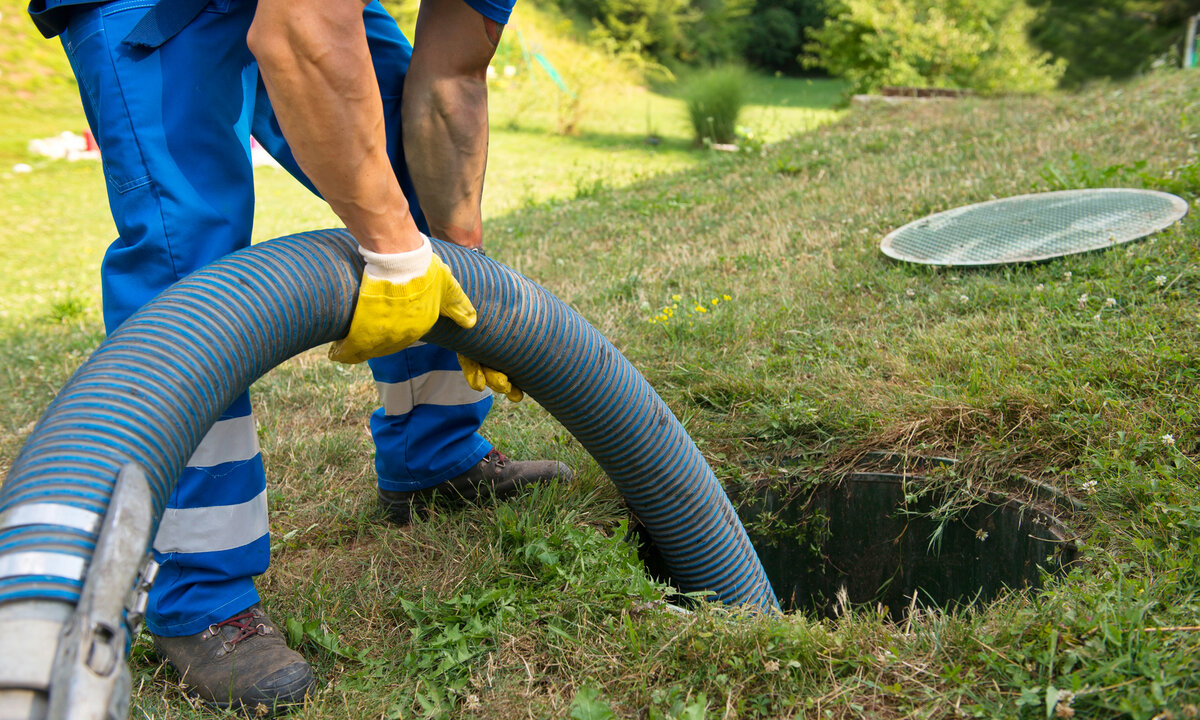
[560,0,753,65]
[686,0,755,65]
[807,0,1066,95]
[742,0,826,74]
[1027,0,1200,85]
[575,0,693,61]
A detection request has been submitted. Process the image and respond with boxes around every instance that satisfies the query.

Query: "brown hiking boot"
[379,448,571,524]
[153,605,314,715]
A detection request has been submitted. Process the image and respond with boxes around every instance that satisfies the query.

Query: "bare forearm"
[248,0,423,253]
[402,0,501,249]
[403,74,489,248]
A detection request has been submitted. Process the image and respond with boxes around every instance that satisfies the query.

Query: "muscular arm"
[402,0,502,249]
[247,0,424,254]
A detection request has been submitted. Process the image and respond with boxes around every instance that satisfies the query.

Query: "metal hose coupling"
[0,465,156,720]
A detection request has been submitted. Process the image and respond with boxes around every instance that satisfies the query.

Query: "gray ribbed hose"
[0,229,777,712]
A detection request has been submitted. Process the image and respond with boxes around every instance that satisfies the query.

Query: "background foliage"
[551,0,755,66]
[546,0,1200,90]
[806,0,1066,95]
[1027,0,1200,86]
[741,0,826,75]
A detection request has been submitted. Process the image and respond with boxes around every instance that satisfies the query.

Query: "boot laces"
[209,610,269,652]
[486,448,508,467]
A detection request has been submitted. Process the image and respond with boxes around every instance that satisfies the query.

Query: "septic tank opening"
[634,456,1079,618]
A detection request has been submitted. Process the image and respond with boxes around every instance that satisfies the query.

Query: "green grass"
[0,0,841,322]
[5,1,1200,717]
[483,71,842,212]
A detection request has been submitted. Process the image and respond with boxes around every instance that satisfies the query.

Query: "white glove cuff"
[358,235,433,284]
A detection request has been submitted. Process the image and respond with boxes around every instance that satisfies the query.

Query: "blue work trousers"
[59,0,492,637]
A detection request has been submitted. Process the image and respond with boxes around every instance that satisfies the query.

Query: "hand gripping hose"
[0,229,777,718]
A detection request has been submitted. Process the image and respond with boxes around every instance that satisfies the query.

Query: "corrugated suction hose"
[0,228,777,644]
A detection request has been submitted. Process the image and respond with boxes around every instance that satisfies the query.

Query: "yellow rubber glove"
[329,236,476,364]
[458,355,524,402]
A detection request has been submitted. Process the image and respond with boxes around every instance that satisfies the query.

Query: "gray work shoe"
[153,605,314,715]
[379,448,571,524]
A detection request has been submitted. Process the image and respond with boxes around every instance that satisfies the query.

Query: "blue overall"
[49,0,506,636]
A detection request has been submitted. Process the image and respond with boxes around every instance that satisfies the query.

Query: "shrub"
[680,66,748,145]
[806,0,1066,95]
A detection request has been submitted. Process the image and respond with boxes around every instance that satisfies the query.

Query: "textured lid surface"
[881,189,1189,266]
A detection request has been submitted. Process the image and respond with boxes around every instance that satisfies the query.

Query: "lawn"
[0,0,843,321]
[3,2,1200,719]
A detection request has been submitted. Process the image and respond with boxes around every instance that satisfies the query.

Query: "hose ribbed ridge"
[0,229,777,611]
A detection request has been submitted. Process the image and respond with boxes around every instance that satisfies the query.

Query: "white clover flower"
[1162,434,1175,446]
[1155,275,1167,286]
[1081,480,1098,496]
[763,660,781,672]
[1077,293,1088,307]
[1093,312,1102,322]
[958,294,969,303]
[1064,271,1073,281]
[1105,297,1116,308]
[1055,690,1077,719]
[905,288,916,297]
[1035,283,1045,292]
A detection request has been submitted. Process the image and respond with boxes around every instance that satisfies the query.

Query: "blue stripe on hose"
[40,398,188,463]
[109,325,227,409]
[0,535,93,554]
[2,487,111,511]
[0,585,83,604]
[139,302,243,385]
[5,469,116,500]
[228,263,288,345]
